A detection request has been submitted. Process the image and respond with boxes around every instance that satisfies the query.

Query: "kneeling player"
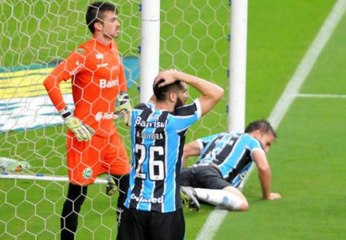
[181,120,282,211]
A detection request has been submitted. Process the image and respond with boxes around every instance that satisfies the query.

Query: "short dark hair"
[153,80,185,101]
[86,2,117,33]
[244,119,277,138]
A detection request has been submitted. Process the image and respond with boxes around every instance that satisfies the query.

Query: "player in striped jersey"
[181,120,282,211]
[117,69,224,240]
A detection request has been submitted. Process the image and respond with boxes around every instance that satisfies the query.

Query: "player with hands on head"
[181,119,282,211]
[43,2,131,239]
[117,69,224,240]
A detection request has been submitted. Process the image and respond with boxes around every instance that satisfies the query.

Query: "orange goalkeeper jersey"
[43,38,127,137]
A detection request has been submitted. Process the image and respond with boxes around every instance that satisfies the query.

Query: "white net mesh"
[0,0,229,239]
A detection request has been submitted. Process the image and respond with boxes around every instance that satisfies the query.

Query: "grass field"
[1,0,346,239]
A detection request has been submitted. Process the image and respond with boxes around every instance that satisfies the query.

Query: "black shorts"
[181,165,230,190]
[117,207,185,240]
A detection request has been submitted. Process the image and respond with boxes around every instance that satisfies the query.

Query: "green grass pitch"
[1,0,346,239]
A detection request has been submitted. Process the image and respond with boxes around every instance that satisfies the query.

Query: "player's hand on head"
[154,69,179,88]
[60,108,94,141]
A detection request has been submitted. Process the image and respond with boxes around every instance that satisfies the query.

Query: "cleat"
[181,186,200,211]
[106,176,118,196]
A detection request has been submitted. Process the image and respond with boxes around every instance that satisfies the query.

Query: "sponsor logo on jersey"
[97,63,109,68]
[99,78,119,88]
[130,193,164,204]
[69,61,83,76]
[95,111,114,121]
[96,53,104,59]
[135,116,166,128]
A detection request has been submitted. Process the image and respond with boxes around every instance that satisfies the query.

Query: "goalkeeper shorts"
[66,131,130,185]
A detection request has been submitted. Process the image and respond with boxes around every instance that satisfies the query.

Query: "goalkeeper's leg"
[60,183,88,240]
[111,174,129,224]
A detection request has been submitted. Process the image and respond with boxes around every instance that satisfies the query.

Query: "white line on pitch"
[0,173,108,184]
[196,1,346,239]
[296,93,346,98]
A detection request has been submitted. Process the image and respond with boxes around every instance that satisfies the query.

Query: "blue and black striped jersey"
[196,132,264,188]
[124,100,201,213]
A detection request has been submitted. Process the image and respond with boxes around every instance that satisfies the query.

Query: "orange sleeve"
[43,50,84,112]
[119,59,128,93]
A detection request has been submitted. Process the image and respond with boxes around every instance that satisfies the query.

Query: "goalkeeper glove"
[114,92,132,127]
[60,108,95,141]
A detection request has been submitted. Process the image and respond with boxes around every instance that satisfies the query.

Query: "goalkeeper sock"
[194,188,244,210]
[111,174,129,225]
[60,184,88,240]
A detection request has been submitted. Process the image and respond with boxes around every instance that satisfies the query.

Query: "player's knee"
[238,201,249,211]
[236,195,249,211]
[222,192,249,211]
[224,199,248,211]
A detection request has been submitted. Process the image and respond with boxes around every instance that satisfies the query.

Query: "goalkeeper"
[181,120,281,211]
[43,2,131,240]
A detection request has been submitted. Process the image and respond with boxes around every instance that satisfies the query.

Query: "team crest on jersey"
[96,53,104,59]
[76,48,84,55]
[82,167,93,179]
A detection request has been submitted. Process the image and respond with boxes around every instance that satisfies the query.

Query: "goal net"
[0,0,229,239]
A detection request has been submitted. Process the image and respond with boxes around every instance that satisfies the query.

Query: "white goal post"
[228,0,247,132]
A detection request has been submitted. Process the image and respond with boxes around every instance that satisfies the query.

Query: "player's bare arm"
[252,149,281,200]
[154,69,224,116]
[183,141,201,167]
